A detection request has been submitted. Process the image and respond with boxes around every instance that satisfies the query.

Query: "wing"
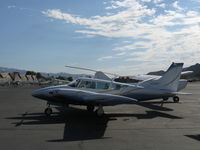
[52,88,137,106]
[132,74,160,81]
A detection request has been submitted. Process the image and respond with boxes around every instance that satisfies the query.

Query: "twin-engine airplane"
[32,63,189,117]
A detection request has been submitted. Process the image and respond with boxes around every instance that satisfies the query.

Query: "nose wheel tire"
[44,108,52,116]
[95,106,104,117]
[173,96,179,103]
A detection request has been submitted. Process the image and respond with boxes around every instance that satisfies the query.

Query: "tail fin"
[140,63,184,92]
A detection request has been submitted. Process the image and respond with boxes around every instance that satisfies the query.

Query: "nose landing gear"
[95,106,104,117]
[44,104,53,116]
[87,105,95,112]
[44,107,52,116]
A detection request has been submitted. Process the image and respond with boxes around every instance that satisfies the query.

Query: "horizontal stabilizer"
[181,71,193,76]
[171,92,192,95]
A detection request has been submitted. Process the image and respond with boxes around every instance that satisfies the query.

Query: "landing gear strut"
[44,104,52,116]
[161,97,169,107]
[162,97,169,101]
[173,96,179,103]
[95,106,104,117]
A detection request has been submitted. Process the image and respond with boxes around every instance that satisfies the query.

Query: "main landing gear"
[161,96,180,105]
[173,96,180,103]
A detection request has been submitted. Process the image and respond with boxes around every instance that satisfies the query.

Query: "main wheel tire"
[173,96,179,103]
[87,105,95,112]
[44,108,52,116]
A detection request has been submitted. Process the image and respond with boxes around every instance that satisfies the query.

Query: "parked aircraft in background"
[32,63,189,117]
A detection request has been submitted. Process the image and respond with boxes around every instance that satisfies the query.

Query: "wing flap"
[171,92,192,95]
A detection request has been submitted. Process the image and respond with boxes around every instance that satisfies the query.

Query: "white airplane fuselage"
[32,63,187,116]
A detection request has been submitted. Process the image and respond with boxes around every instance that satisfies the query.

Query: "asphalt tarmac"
[0,83,200,150]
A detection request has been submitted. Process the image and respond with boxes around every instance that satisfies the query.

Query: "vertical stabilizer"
[140,63,184,91]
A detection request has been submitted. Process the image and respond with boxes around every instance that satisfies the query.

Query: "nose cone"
[32,89,43,99]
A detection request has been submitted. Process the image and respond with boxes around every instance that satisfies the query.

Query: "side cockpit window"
[96,82,109,89]
[79,80,96,89]
[110,83,122,90]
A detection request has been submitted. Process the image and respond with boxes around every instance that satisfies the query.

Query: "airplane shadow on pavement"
[6,105,182,142]
[185,134,200,141]
[137,101,175,111]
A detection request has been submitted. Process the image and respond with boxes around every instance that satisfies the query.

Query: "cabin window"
[96,82,109,89]
[110,83,122,90]
[79,80,96,89]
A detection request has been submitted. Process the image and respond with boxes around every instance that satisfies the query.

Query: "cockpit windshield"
[68,79,81,87]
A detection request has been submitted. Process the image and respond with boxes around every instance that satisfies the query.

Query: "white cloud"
[150,10,200,26]
[122,40,132,43]
[153,0,163,3]
[124,24,200,67]
[156,3,166,8]
[116,52,126,56]
[8,5,16,9]
[105,0,143,9]
[141,0,163,3]
[97,56,114,61]
[141,0,152,2]
[172,1,184,11]
[42,0,156,34]
[42,0,200,74]
[191,0,200,2]
[42,4,156,38]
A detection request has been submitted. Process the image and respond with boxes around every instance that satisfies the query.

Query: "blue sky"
[0,0,200,75]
